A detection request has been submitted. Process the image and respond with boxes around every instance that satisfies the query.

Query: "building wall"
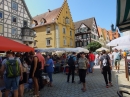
[108,30,120,41]
[35,1,75,48]
[0,0,31,42]
[56,1,75,48]
[34,24,55,48]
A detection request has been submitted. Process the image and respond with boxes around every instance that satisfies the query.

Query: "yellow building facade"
[32,0,75,48]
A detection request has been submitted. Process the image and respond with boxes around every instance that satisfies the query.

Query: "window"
[0,24,3,33]
[0,12,3,18]
[12,16,17,23]
[63,28,66,34]
[76,42,79,47]
[70,31,72,36]
[23,20,28,27]
[41,21,44,25]
[83,34,86,39]
[70,40,73,46]
[12,1,18,10]
[46,39,51,46]
[80,42,82,47]
[76,29,78,33]
[83,41,87,46]
[46,27,51,34]
[12,28,17,35]
[65,17,69,24]
[63,37,66,45]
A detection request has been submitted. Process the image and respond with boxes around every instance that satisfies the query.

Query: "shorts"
[89,61,94,68]
[19,72,27,85]
[4,75,20,90]
[114,59,120,66]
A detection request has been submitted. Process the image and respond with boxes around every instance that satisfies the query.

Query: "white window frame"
[46,27,51,34]
[65,17,70,24]
[70,39,73,46]
[0,11,3,19]
[46,39,51,46]
[11,27,17,35]
[63,37,66,45]
[12,16,17,23]
[12,1,18,10]
[0,24,3,33]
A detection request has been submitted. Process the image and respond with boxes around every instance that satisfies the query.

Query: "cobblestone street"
[25,66,118,97]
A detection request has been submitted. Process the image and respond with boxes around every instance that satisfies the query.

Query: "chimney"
[48,9,51,12]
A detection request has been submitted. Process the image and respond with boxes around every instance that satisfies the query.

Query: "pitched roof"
[22,0,32,19]
[33,8,61,28]
[74,17,94,30]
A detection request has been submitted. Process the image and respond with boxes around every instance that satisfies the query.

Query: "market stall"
[96,47,109,52]
[35,47,89,53]
[0,36,34,52]
[116,0,130,32]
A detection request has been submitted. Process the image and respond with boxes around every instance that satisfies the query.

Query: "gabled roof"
[33,8,61,28]
[22,0,32,19]
[74,17,94,30]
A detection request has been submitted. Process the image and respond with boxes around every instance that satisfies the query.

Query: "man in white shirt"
[112,49,121,73]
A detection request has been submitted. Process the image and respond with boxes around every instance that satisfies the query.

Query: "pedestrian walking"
[45,55,54,87]
[88,51,95,73]
[99,50,113,88]
[109,52,114,70]
[78,52,88,92]
[67,52,77,83]
[36,50,45,90]
[112,49,121,73]
[0,50,23,97]
[95,53,99,66]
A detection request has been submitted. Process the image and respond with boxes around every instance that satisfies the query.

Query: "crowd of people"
[0,48,128,97]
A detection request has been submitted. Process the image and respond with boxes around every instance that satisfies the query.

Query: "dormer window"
[65,17,69,24]
[34,20,38,26]
[41,21,44,25]
[41,18,46,25]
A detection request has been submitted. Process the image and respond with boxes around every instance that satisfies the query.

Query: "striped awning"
[116,0,130,32]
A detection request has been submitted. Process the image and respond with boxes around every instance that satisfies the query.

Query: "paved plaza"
[25,67,118,97]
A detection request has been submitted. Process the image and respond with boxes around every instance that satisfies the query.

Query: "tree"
[87,41,102,52]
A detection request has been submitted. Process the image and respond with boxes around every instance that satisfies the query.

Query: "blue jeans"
[48,72,53,82]
[89,61,94,72]
[4,75,20,90]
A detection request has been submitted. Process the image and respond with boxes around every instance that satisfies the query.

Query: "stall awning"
[116,0,130,32]
[0,36,34,52]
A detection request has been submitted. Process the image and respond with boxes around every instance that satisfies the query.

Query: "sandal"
[82,88,86,92]
[106,85,109,88]
[109,83,113,86]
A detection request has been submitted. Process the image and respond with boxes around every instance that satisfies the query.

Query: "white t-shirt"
[112,52,120,60]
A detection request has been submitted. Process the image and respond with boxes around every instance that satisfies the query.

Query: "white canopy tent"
[35,47,89,53]
[112,45,130,50]
[96,47,109,52]
[106,35,130,46]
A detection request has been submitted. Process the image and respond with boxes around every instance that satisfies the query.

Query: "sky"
[25,0,117,31]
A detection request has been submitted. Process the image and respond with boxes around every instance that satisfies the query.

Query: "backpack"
[67,56,74,66]
[6,58,20,78]
[102,55,110,67]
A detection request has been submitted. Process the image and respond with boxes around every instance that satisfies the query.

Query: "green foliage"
[87,41,102,52]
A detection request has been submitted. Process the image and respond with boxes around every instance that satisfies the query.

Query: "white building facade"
[0,0,35,47]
